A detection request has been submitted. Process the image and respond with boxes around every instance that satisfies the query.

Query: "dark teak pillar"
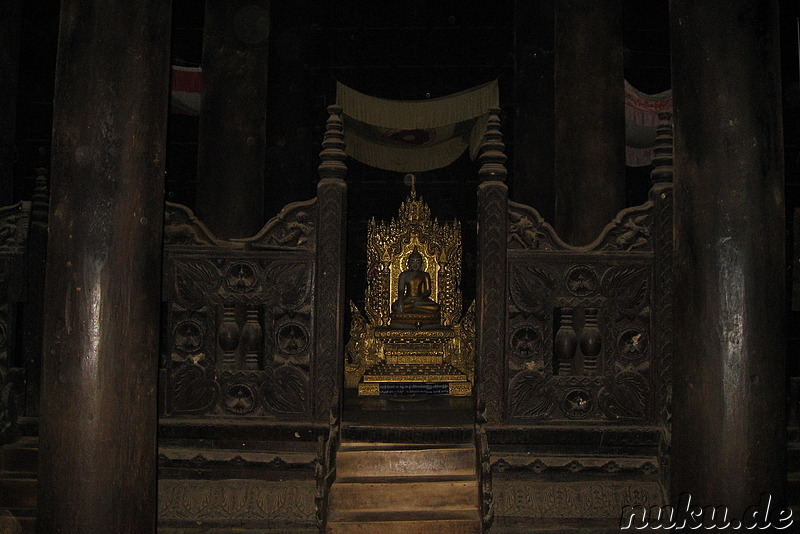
[554,0,625,246]
[314,106,347,418]
[196,0,270,238]
[266,24,315,218]
[0,1,21,205]
[513,0,555,221]
[477,109,508,423]
[37,0,171,532]
[671,0,785,514]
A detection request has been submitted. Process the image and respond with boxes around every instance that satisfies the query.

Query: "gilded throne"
[345,185,475,395]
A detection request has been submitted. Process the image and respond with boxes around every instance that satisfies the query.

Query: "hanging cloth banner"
[171,72,665,168]
[336,80,499,173]
[170,66,202,116]
[625,80,672,167]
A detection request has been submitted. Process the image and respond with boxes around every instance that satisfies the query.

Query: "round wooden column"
[37,0,172,531]
[670,0,785,514]
[0,0,20,205]
[512,0,555,221]
[196,0,271,239]
[554,0,625,246]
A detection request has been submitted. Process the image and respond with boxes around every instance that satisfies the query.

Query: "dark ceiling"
[8,0,799,212]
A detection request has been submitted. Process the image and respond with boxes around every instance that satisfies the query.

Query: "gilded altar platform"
[358,362,472,396]
[357,327,472,396]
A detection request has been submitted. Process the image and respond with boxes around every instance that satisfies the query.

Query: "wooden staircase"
[326,441,481,533]
[0,436,37,534]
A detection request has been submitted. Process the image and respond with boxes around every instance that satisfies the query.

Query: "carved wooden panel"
[0,201,31,256]
[505,200,661,425]
[0,201,30,444]
[158,479,316,526]
[507,199,653,253]
[160,197,330,420]
[161,255,314,417]
[491,452,659,476]
[493,479,663,519]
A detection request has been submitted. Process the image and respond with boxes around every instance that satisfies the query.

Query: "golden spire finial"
[405,173,417,199]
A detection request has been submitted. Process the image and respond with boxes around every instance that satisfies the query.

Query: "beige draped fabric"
[336,80,499,173]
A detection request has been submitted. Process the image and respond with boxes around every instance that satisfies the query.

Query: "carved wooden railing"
[159,105,347,421]
[0,169,49,443]
[159,198,319,419]
[475,110,674,492]
[499,191,673,425]
[476,111,673,425]
[0,200,31,444]
[314,388,341,532]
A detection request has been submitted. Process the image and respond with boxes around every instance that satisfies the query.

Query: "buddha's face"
[408,256,422,270]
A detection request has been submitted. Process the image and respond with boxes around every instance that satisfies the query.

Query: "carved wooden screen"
[0,201,31,443]
[501,186,672,426]
[160,200,319,419]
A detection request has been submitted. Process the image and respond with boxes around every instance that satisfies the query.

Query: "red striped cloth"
[170,66,202,116]
[625,81,672,167]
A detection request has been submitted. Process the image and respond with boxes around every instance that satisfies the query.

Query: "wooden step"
[0,477,37,509]
[337,446,475,479]
[329,479,478,515]
[0,438,38,474]
[20,516,35,534]
[0,513,34,534]
[341,425,473,444]
[787,472,800,505]
[788,441,800,473]
[327,510,480,534]
[340,442,471,451]
[0,509,36,534]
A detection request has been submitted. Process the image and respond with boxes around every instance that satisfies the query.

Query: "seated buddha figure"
[390,247,441,328]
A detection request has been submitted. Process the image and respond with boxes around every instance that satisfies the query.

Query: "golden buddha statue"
[390,247,441,328]
[345,181,474,396]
